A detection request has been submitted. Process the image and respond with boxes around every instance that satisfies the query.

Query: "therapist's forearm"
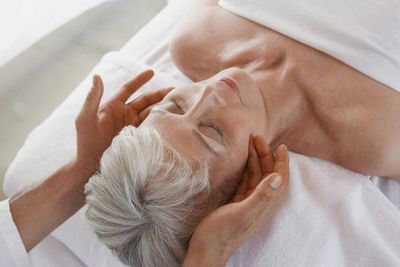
[9,160,91,252]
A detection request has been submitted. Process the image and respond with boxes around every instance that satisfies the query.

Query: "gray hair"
[84,126,212,267]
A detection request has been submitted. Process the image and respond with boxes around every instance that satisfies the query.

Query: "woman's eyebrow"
[192,129,220,157]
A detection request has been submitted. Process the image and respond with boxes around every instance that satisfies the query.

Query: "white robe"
[0,199,31,267]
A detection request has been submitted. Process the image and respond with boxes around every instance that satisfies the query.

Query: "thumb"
[240,173,287,220]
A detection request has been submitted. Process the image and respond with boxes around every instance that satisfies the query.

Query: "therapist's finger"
[137,105,153,123]
[254,135,275,175]
[81,75,104,118]
[238,173,287,229]
[246,136,262,195]
[274,144,289,179]
[127,87,173,127]
[231,170,248,203]
[135,86,171,122]
[114,69,154,102]
[136,104,158,124]
[128,87,173,112]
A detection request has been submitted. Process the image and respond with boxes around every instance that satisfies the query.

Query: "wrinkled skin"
[141,67,267,193]
[166,0,400,179]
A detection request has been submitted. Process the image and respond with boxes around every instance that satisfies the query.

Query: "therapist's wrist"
[183,240,228,267]
[60,159,96,202]
[70,158,97,183]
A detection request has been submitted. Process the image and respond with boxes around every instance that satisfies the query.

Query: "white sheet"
[3,0,400,266]
[219,0,400,92]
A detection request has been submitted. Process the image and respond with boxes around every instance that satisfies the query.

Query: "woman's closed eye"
[169,97,225,143]
[171,98,186,114]
[200,122,224,142]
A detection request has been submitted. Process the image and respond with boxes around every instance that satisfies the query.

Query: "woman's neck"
[247,58,318,153]
[216,33,328,155]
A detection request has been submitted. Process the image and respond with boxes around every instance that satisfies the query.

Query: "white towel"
[3,52,400,266]
[227,152,400,266]
[219,0,400,93]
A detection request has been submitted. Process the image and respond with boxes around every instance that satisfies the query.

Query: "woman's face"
[141,67,267,192]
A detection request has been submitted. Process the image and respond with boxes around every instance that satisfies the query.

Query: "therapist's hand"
[184,136,289,267]
[74,69,172,176]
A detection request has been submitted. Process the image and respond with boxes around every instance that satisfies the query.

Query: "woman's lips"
[219,77,242,102]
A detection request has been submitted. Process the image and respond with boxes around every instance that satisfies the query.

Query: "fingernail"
[268,174,282,189]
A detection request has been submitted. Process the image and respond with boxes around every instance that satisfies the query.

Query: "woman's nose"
[185,84,221,118]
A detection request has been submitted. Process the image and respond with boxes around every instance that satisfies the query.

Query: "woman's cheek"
[229,141,248,166]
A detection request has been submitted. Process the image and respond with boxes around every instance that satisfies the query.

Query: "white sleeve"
[0,199,31,267]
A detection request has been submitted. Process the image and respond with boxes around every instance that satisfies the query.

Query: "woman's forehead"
[142,120,213,160]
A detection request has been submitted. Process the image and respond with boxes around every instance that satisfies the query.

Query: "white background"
[0,0,112,67]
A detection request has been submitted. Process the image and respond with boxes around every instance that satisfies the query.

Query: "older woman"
[0,70,289,267]
[168,0,400,179]
[85,0,400,266]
